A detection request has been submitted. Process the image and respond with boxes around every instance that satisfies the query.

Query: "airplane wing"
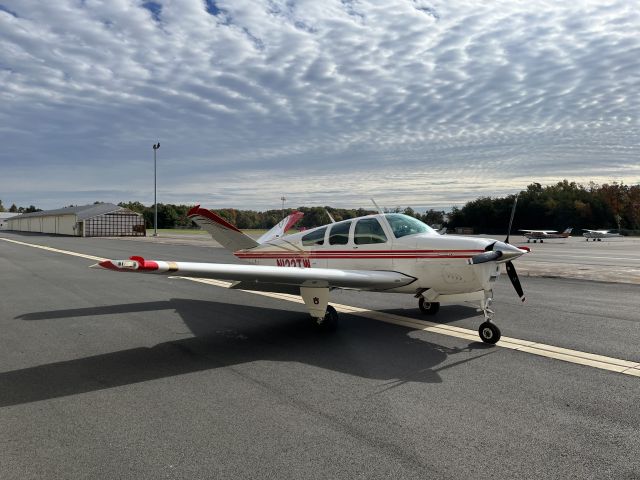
[519,229,557,234]
[583,229,609,233]
[92,256,416,291]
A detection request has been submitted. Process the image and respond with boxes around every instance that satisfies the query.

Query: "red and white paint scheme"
[519,227,573,243]
[93,206,529,344]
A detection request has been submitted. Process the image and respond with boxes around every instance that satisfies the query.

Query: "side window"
[354,218,388,245]
[302,227,327,246]
[328,221,351,245]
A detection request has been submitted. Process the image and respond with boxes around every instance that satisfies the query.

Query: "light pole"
[153,142,160,236]
[280,196,286,220]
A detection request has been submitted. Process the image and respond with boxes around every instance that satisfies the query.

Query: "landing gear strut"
[314,305,338,332]
[418,297,440,315]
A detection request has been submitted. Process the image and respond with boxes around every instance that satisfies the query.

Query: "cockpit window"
[384,214,435,238]
[354,218,387,244]
[302,226,327,246]
[328,221,352,245]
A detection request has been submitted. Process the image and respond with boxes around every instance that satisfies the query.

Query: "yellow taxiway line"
[2,236,639,377]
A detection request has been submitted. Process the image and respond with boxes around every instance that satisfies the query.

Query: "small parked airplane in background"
[582,229,622,241]
[519,228,573,243]
[93,204,529,344]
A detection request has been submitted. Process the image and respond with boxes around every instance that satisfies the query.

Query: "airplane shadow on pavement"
[3,299,496,407]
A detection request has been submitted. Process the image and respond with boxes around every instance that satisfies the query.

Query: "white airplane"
[519,228,573,243]
[582,229,622,241]
[93,206,529,344]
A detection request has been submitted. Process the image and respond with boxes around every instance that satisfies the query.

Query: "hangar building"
[6,203,146,237]
[0,212,20,230]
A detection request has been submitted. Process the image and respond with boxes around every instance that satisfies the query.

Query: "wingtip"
[90,260,114,270]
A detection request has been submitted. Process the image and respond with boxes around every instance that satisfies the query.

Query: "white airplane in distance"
[519,228,573,243]
[583,229,622,241]
[93,205,529,344]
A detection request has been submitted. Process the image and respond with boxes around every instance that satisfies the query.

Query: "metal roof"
[7,203,134,221]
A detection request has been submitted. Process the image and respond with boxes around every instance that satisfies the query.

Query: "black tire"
[597,238,602,242]
[419,298,440,315]
[478,321,501,344]
[540,239,544,243]
[315,305,338,332]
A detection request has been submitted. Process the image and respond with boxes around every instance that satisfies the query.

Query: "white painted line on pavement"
[0,237,105,261]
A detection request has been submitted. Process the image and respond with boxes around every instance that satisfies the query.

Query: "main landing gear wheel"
[478,321,501,344]
[314,305,338,332]
[419,298,440,315]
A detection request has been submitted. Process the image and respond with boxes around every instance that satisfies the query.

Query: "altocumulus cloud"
[0,0,638,209]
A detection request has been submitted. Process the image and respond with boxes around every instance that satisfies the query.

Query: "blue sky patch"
[0,4,18,17]
[142,2,162,22]
[205,0,221,16]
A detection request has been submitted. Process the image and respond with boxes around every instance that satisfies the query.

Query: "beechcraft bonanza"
[93,203,529,344]
[582,229,622,241]
[519,228,573,243]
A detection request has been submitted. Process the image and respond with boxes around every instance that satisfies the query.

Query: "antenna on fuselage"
[370,198,385,215]
[325,209,336,223]
[505,194,518,244]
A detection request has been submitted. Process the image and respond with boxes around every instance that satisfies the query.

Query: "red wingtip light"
[98,260,119,270]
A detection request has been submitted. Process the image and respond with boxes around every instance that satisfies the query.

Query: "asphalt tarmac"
[1,231,639,479]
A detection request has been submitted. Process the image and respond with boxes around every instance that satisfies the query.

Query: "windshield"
[384,214,435,238]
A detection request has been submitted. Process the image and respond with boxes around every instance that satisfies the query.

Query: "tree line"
[3,180,638,234]
[0,201,41,213]
[116,202,446,230]
[447,181,640,234]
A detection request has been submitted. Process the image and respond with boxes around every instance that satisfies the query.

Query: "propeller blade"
[469,250,502,265]
[506,260,525,302]
[505,194,518,244]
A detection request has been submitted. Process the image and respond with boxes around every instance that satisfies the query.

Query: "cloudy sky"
[1,0,638,211]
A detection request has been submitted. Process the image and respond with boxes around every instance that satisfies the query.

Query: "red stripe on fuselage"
[237,249,483,255]
[234,249,482,260]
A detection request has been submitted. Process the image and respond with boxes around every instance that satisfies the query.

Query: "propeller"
[468,194,526,301]
[506,260,525,302]
[505,194,525,301]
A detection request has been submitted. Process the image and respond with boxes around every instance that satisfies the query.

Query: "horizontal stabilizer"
[188,206,258,251]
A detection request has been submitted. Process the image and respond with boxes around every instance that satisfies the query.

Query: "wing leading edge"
[92,257,416,291]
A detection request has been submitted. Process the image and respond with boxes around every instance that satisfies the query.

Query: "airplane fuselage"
[234,214,503,297]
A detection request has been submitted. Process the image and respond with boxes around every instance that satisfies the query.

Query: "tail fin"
[257,211,304,244]
[563,227,573,235]
[188,206,258,251]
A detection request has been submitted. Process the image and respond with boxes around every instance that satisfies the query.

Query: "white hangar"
[6,203,146,237]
